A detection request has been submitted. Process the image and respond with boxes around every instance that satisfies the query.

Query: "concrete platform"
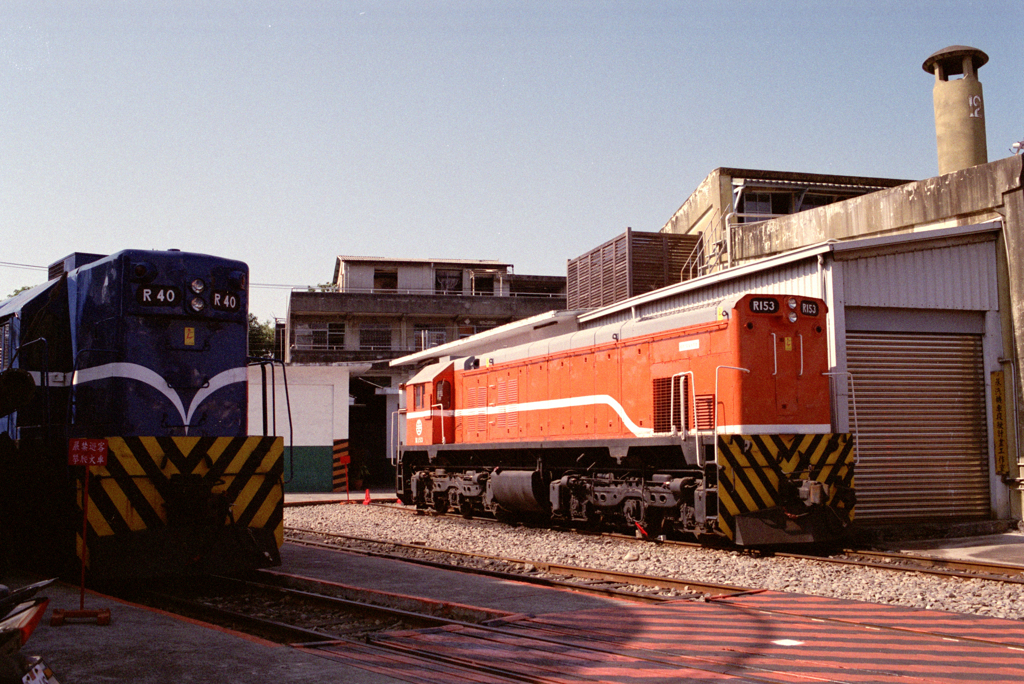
[20,542,620,683]
[273,541,623,616]
[24,579,405,683]
[885,530,1024,566]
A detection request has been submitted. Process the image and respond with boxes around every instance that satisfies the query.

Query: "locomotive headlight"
[787,297,797,310]
[788,312,798,323]
[190,278,206,294]
[189,296,207,313]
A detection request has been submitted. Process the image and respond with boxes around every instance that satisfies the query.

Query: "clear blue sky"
[3,1,1021,322]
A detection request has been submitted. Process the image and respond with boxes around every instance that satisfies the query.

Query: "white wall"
[247,365,350,446]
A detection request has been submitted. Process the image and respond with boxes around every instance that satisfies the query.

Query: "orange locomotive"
[398,294,855,545]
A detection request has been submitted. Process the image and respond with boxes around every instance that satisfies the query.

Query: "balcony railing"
[296,286,562,298]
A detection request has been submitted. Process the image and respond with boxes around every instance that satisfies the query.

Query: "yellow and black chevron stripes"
[715,433,855,540]
[75,436,284,558]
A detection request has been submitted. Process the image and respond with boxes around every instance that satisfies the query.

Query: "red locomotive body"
[399,294,854,545]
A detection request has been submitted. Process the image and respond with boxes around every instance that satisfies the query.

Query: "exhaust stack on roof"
[923,45,989,175]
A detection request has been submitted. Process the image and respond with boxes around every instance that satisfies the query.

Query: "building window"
[458,323,496,339]
[435,269,463,294]
[373,269,398,292]
[414,325,447,351]
[360,323,392,351]
[473,274,494,296]
[293,322,345,350]
[799,194,837,210]
[739,192,792,222]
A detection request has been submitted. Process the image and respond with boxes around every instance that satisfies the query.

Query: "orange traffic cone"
[363,489,371,505]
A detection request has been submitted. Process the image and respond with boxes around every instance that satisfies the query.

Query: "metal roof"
[389,309,584,367]
[578,221,1001,325]
[336,256,511,268]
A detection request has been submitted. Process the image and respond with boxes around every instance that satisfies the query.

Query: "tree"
[5,285,33,300]
[248,314,276,358]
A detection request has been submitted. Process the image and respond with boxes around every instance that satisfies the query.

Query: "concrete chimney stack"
[923,45,989,175]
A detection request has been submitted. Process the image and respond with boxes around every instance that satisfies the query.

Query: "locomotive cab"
[403,360,456,446]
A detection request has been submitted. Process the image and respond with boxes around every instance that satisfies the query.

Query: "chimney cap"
[923,45,988,75]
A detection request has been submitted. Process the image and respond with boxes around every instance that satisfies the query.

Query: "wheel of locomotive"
[623,498,644,527]
[569,493,601,529]
[456,493,474,519]
[448,487,474,519]
[432,490,449,514]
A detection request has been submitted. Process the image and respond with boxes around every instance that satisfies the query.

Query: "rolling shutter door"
[846,332,990,522]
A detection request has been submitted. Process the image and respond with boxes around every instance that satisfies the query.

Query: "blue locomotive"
[0,250,283,580]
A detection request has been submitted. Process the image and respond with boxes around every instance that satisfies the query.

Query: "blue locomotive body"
[0,250,283,580]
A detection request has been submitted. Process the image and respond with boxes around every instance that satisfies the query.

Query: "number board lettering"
[211,291,241,312]
[137,285,181,307]
[748,297,779,314]
[800,300,820,317]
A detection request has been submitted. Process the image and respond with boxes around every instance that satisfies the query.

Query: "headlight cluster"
[786,297,798,323]
[188,279,207,313]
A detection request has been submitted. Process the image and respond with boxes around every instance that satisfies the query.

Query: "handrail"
[248,358,295,483]
[431,402,446,444]
[824,371,860,466]
[390,408,406,465]
[798,334,804,376]
[668,370,705,466]
[714,365,750,437]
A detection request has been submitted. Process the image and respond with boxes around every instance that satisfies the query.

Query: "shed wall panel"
[841,241,997,310]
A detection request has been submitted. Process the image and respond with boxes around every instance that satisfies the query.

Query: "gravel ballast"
[285,503,1024,621]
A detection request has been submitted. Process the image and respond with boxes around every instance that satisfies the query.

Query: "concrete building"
[281,256,565,491]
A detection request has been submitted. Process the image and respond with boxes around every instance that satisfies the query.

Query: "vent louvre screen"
[653,377,687,433]
[694,395,715,430]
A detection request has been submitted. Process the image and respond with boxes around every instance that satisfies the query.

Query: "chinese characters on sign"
[991,371,1009,475]
[68,438,108,467]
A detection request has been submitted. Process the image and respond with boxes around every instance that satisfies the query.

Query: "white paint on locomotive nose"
[772,639,804,647]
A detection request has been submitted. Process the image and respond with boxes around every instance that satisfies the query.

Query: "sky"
[2,1,1022,322]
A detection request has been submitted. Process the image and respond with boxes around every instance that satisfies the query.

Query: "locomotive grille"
[694,395,715,430]
[652,377,687,432]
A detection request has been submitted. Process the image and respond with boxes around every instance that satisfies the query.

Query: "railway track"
[288,501,1024,597]
[118,573,488,645]
[334,502,1024,588]
[109,541,1024,684]
[833,548,1024,583]
[284,526,751,600]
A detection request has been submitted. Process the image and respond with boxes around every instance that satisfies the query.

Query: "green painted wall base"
[282,446,334,493]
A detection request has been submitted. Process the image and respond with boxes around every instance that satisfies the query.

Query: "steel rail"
[308,503,1024,587]
[284,526,751,599]
[828,548,1024,583]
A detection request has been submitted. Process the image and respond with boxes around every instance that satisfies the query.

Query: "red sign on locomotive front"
[68,438,108,467]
